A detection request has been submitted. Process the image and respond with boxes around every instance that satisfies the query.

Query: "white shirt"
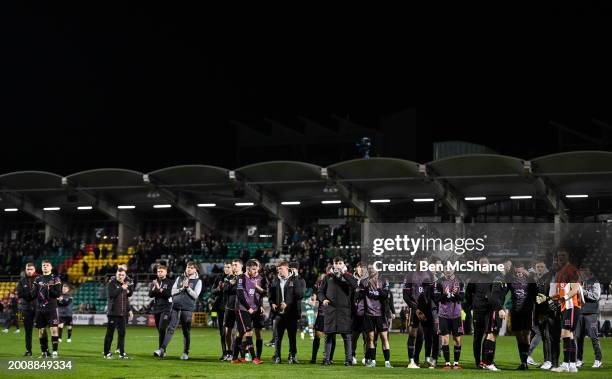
[279,276,288,302]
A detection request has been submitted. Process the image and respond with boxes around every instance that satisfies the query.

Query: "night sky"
[1,3,611,175]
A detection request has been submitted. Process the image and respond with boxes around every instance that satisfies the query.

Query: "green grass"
[0,326,610,378]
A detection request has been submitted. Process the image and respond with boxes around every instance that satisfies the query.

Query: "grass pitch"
[0,326,610,378]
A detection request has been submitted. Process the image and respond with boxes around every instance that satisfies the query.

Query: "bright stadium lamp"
[321,200,341,204]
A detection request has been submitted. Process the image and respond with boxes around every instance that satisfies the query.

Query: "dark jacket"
[57,294,73,318]
[535,270,555,316]
[17,275,37,313]
[465,272,506,313]
[107,277,134,317]
[269,274,304,320]
[224,274,238,311]
[148,277,173,314]
[211,274,227,312]
[402,271,435,314]
[318,271,358,334]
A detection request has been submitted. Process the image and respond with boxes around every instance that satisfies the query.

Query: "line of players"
[9,247,604,372]
[203,248,599,372]
[398,248,602,373]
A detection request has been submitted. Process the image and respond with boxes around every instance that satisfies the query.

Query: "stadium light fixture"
[235,202,254,206]
[565,194,588,198]
[4,208,18,212]
[43,207,60,211]
[370,199,391,203]
[465,196,487,201]
[321,200,341,204]
[77,206,93,210]
[413,198,434,202]
[197,203,216,207]
[117,205,136,209]
[281,201,301,205]
[153,204,172,208]
[510,195,532,199]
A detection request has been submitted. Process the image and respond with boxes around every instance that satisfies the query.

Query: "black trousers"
[23,311,35,353]
[217,310,226,353]
[104,315,126,355]
[534,314,552,363]
[325,333,352,364]
[274,315,297,359]
[544,312,561,367]
[423,321,439,359]
[472,311,488,366]
[161,309,192,354]
[154,311,171,349]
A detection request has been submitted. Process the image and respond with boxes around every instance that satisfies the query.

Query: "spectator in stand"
[102,246,109,259]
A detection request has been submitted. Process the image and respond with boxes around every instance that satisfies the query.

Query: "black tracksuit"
[534,270,561,366]
[17,275,37,353]
[465,272,506,366]
[104,278,133,355]
[148,277,173,349]
[211,274,229,349]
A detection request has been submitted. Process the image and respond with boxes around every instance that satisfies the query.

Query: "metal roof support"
[2,191,67,242]
[324,168,381,222]
[143,174,216,232]
[63,179,139,251]
[229,171,295,226]
[420,164,469,218]
[523,161,568,223]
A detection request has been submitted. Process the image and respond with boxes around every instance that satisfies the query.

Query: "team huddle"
[9,246,604,372]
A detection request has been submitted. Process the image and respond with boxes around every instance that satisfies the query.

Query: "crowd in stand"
[0,234,78,276]
[129,232,230,274]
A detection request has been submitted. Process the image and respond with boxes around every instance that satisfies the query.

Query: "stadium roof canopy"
[328,157,433,203]
[428,154,534,197]
[532,151,612,197]
[0,151,611,217]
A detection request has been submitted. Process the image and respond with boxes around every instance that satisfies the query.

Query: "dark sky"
[1,3,611,175]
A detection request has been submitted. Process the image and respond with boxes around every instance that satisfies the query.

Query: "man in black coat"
[103,267,133,359]
[269,260,304,364]
[148,264,173,351]
[210,261,232,360]
[16,262,37,356]
[318,256,358,366]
